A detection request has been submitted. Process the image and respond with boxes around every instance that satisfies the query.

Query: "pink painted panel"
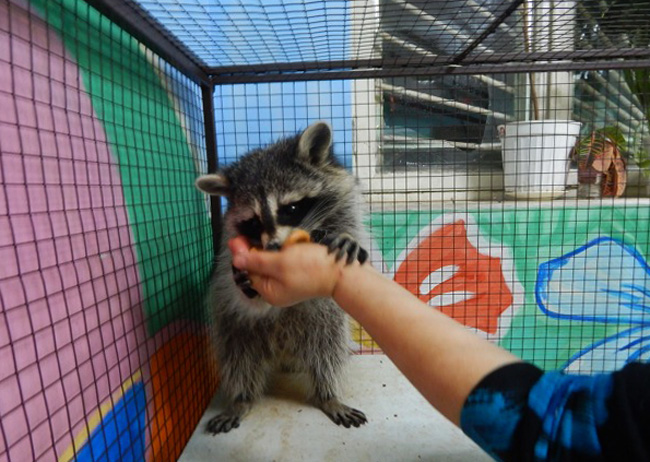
[0,1,147,460]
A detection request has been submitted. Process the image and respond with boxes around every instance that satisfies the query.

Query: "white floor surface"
[179,355,493,462]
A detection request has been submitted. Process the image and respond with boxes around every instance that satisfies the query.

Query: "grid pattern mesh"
[3,0,650,460]
[134,0,650,72]
[137,0,352,67]
[1,0,216,460]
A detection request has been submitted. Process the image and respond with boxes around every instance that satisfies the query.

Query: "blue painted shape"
[561,325,650,372]
[536,237,650,324]
[536,237,650,373]
[75,382,147,462]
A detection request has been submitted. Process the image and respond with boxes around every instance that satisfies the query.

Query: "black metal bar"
[201,83,223,256]
[85,0,210,85]
[461,47,650,65]
[451,0,525,65]
[207,58,393,76]
[209,47,650,83]
[212,58,650,85]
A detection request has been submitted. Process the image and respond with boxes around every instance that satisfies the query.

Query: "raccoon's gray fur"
[196,122,368,434]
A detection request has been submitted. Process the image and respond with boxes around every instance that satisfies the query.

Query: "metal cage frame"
[82,0,650,257]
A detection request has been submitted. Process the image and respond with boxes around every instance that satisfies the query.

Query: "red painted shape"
[394,220,513,334]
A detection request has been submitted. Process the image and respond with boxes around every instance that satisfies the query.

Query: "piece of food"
[282,229,311,248]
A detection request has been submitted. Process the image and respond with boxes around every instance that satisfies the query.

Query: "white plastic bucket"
[499,120,581,199]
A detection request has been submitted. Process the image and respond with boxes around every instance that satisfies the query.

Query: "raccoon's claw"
[232,266,258,298]
[317,232,369,265]
[318,399,367,428]
[342,408,368,428]
[206,413,241,434]
[332,407,368,428]
[208,399,252,434]
[310,229,328,243]
[357,247,369,265]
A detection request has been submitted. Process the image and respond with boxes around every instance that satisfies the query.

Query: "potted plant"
[624,68,650,191]
[499,1,581,200]
[601,0,650,180]
[572,126,628,198]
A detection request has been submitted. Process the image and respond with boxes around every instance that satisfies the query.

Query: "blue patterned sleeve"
[460,362,650,462]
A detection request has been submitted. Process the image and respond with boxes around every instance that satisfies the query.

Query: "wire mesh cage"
[2,0,650,460]
[0,1,217,460]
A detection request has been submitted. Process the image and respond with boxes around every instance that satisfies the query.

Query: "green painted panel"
[30,0,213,334]
[370,204,650,370]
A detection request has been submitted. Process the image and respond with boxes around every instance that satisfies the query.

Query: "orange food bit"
[282,229,311,248]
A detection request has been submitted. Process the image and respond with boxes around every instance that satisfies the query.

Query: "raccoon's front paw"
[232,266,258,299]
[311,231,369,265]
[206,412,241,434]
[317,399,368,428]
[207,399,252,434]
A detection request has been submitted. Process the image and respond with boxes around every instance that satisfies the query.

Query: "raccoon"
[195,122,369,434]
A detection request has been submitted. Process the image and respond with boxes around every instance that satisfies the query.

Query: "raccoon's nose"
[265,242,282,252]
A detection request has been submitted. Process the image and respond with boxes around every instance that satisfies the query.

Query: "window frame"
[349,0,625,201]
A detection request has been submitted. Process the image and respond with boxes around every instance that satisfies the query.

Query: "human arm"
[230,236,650,461]
[228,237,521,426]
[330,256,523,426]
[333,257,650,461]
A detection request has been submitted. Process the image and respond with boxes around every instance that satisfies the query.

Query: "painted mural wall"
[362,206,650,374]
[0,0,216,461]
[3,0,650,461]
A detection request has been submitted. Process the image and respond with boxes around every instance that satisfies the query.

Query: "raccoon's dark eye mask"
[277,196,319,226]
[235,196,321,245]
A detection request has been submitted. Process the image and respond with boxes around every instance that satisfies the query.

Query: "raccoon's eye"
[236,216,263,245]
[277,197,318,226]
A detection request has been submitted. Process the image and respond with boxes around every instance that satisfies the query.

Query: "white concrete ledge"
[179,355,491,462]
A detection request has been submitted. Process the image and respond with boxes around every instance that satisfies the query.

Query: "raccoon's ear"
[195,173,230,197]
[297,121,332,166]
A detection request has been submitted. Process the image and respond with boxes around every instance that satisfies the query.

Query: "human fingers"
[246,243,334,274]
[247,273,296,307]
[251,244,343,301]
[231,246,286,277]
[228,236,251,256]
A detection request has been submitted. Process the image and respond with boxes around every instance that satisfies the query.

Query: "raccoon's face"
[229,193,325,250]
[196,122,357,250]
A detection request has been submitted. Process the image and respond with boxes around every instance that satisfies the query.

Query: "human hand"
[228,236,347,307]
